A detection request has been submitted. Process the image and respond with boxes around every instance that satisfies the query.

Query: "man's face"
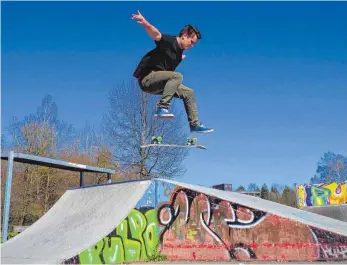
[181,33,198,50]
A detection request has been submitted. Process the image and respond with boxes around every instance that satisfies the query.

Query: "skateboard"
[140,136,207,150]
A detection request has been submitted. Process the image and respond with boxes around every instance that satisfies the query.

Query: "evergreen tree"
[281,185,298,208]
[260,184,269,199]
[236,185,246,192]
[247,183,257,192]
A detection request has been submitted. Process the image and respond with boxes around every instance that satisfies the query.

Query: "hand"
[131,10,148,26]
[182,54,186,60]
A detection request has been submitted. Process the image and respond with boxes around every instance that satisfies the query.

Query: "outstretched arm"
[131,10,162,41]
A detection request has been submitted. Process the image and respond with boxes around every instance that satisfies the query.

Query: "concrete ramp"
[163,179,347,236]
[2,178,347,264]
[64,178,347,264]
[303,205,347,222]
[1,180,151,264]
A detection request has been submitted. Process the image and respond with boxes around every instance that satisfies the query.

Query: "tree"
[4,95,77,226]
[236,185,245,192]
[77,121,105,156]
[102,79,189,179]
[7,120,57,225]
[281,185,297,208]
[310,152,347,184]
[260,183,269,199]
[267,192,280,203]
[7,94,75,155]
[247,183,258,192]
[271,183,285,194]
[1,133,6,151]
[270,185,279,194]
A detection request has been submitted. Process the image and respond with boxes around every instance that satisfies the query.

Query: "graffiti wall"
[296,181,347,208]
[64,180,347,264]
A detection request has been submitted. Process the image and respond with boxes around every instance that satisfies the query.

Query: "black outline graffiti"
[157,187,267,260]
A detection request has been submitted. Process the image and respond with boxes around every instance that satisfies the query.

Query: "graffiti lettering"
[157,188,267,260]
[310,227,347,259]
[71,208,158,264]
[296,181,347,208]
[65,180,347,264]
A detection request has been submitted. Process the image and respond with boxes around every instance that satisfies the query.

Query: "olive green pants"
[139,71,199,127]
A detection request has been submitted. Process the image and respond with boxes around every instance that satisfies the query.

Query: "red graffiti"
[157,186,347,262]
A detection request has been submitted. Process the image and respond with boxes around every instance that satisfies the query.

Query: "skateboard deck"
[140,136,207,150]
[140,143,207,150]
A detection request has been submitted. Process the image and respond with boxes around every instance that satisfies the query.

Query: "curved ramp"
[1,180,151,264]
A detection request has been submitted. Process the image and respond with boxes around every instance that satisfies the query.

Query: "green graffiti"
[311,186,331,206]
[144,209,159,257]
[79,240,103,264]
[76,208,159,264]
[116,219,141,261]
[103,237,124,263]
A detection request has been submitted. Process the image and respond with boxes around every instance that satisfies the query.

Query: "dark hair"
[179,24,202,39]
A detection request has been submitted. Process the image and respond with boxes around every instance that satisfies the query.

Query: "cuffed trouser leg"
[140,71,199,127]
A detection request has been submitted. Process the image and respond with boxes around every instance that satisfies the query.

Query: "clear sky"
[2,1,347,189]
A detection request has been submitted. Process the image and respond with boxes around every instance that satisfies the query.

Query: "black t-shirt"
[133,34,183,79]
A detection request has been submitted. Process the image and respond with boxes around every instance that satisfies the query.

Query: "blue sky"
[2,1,347,189]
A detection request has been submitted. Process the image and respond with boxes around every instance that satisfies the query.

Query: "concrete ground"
[133,263,345,265]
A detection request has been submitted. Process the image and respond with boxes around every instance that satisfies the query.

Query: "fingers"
[132,10,143,19]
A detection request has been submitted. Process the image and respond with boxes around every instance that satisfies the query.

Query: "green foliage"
[1,232,20,243]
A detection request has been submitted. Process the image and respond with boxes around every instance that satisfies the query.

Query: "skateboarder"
[132,10,214,133]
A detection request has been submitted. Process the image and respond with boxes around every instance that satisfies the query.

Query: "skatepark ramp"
[1,180,151,264]
[302,204,347,222]
[1,178,347,264]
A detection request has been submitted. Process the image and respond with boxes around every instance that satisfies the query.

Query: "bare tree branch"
[102,79,189,179]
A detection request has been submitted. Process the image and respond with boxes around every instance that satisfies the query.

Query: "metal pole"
[80,172,84,187]
[2,151,15,242]
[107,173,112,184]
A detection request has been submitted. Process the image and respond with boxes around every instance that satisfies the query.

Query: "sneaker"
[154,108,174,118]
[190,123,214,133]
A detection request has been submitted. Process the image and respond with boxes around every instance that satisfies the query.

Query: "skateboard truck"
[141,136,206,150]
[186,137,198,146]
[151,136,163,144]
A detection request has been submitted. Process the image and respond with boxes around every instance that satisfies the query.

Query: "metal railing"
[1,151,115,242]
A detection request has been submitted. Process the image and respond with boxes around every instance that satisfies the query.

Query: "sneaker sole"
[155,114,174,118]
[190,129,214,133]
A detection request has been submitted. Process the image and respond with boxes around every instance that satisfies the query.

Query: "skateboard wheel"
[186,137,196,145]
[151,136,163,144]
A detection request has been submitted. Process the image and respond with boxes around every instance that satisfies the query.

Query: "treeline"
[0,96,120,226]
[234,183,298,208]
[232,150,347,209]
[1,89,346,227]
[1,83,189,227]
